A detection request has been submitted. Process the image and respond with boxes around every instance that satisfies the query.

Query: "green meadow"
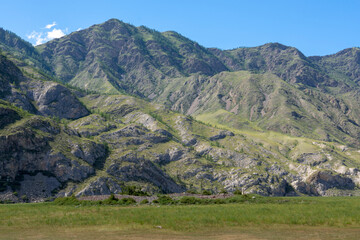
[0,196,359,240]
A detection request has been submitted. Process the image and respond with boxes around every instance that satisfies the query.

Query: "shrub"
[234,189,242,195]
[121,185,149,196]
[140,199,149,204]
[102,195,136,205]
[119,197,136,205]
[102,194,119,205]
[202,190,212,195]
[180,196,202,205]
[53,196,80,205]
[21,195,28,202]
[214,199,226,204]
[156,195,175,205]
[220,189,228,194]
[109,193,117,201]
[186,189,198,194]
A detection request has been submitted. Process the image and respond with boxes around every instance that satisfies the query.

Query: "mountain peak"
[261,42,289,50]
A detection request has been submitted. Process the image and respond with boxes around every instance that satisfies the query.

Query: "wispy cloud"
[27,31,46,46]
[27,22,67,45]
[45,22,56,29]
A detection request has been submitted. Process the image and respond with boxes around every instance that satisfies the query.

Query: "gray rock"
[0,118,95,185]
[154,129,172,138]
[76,177,122,196]
[71,141,106,165]
[106,152,184,193]
[209,130,234,141]
[24,81,89,120]
[291,180,315,195]
[297,153,327,166]
[0,106,20,129]
[306,171,355,195]
[154,147,186,165]
[18,172,61,202]
[100,125,147,140]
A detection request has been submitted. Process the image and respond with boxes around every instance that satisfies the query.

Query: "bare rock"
[209,130,234,141]
[306,171,355,195]
[24,81,89,119]
[76,177,122,196]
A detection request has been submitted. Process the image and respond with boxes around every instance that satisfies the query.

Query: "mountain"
[36,19,227,95]
[35,20,360,147]
[209,43,334,87]
[0,19,360,202]
[309,47,360,86]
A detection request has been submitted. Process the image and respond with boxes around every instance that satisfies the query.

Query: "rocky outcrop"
[306,171,355,195]
[174,116,198,146]
[0,115,107,201]
[107,152,184,193]
[71,141,106,165]
[0,54,89,120]
[154,147,187,165]
[0,105,20,128]
[18,172,62,202]
[297,153,327,166]
[23,81,89,119]
[209,130,234,141]
[76,177,122,196]
[68,114,116,137]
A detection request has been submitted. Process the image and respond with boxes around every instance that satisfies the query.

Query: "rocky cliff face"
[0,109,106,202]
[0,54,89,119]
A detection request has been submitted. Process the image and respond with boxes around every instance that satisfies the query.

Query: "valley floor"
[0,197,359,240]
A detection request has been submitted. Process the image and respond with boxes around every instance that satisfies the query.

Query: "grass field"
[0,197,359,240]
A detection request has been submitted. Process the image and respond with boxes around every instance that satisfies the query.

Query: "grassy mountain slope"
[155,70,360,146]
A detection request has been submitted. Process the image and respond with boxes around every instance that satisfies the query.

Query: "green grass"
[0,197,359,239]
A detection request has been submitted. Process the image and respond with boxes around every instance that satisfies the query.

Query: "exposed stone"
[71,141,106,165]
[306,171,355,195]
[107,152,184,193]
[76,177,122,196]
[297,153,327,166]
[18,172,61,202]
[209,130,234,141]
[0,106,20,129]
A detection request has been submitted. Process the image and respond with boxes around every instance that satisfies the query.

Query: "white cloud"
[27,31,46,45]
[76,28,82,31]
[47,28,65,39]
[45,22,56,29]
[27,22,68,46]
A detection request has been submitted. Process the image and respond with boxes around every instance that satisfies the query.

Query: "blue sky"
[1,0,359,56]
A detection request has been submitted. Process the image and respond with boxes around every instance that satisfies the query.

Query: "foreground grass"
[0,197,360,239]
